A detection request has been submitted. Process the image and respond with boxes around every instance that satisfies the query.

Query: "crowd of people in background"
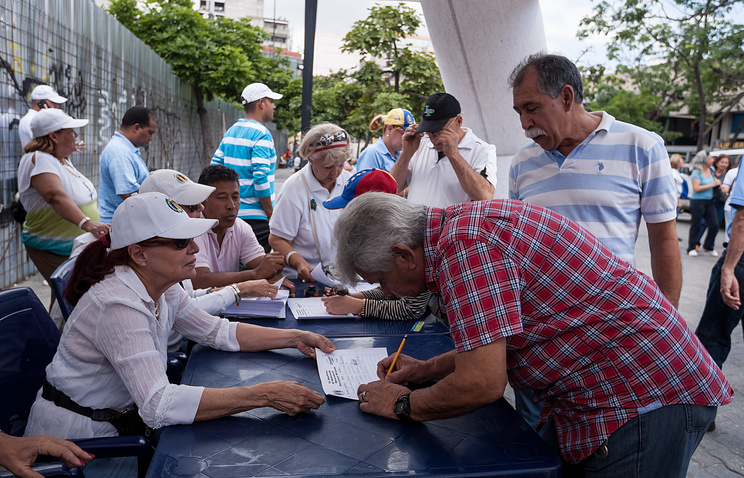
[3,52,741,478]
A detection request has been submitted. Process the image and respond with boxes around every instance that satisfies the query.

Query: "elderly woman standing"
[269,124,353,281]
[24,193,335,439]
[18,108,109,310]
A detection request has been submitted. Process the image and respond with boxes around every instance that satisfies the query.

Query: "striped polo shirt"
[509,112,677,265]
[211,118,277,221]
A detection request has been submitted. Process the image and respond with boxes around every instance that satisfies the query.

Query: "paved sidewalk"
[8,178,743,476]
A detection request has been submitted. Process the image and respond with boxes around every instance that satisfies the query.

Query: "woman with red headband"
[269,124,353,282]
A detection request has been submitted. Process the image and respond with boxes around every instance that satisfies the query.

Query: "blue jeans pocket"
[685,404,716,433]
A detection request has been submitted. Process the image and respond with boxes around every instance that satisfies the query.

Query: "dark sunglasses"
[144,238,191,250]
[314,131,347,148]
[182,204,200,213]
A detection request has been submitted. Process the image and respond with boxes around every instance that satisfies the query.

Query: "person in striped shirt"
[211,83,283,253]
[507,53,682,432]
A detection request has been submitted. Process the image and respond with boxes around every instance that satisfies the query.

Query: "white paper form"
[315,347,388,399]
[288,298,359,319]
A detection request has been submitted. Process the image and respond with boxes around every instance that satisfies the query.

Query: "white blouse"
[24,266,239,439]
[269,164,351,278]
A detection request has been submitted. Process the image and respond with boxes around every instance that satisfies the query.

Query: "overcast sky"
[263,0,613,74]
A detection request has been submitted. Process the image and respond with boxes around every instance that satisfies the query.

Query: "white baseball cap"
[30,85,67,104]
[30,108,88,139]
[241,83,283,104]
[140,169,215,206]
[110,192,217,250]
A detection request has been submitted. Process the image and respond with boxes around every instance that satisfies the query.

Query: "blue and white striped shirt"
[509,112,677,265]
[211,119,276,220]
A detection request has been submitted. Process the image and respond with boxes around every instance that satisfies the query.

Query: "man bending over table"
[334,192,732,478]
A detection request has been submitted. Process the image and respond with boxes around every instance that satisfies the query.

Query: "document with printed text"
[315,347,388,399]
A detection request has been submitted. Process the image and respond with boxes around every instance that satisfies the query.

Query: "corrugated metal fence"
[0,0,240,289]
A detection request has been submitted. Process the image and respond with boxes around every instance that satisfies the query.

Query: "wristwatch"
[394,393,414,422]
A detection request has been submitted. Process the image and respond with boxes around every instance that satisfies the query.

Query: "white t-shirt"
[406,128,498,208]
[18,151,97,212]
[723,167,739,212]
[269,164,351,278]
[24,266,239,439]
[18,109,36,151]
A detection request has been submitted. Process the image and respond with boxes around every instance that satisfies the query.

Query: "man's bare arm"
[647,220,682,308]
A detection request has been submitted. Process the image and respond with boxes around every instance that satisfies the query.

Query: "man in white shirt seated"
[192,165,291,292]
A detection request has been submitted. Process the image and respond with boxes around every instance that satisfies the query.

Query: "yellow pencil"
[386,334,408,377]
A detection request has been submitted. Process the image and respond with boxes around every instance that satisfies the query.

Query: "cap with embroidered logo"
[323,169,398,209]
[416,93,461,133]
[140,169,215,206]
[110,192,217,250]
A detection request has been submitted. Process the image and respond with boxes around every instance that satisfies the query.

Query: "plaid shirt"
[425,200,732,463]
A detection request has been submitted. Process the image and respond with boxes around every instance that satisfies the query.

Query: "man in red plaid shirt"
[336,193,732,477]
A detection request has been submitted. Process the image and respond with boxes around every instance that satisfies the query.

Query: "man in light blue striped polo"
[211,83,283,253]
[507,53,682,431]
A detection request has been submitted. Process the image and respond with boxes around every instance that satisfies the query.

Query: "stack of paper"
[221,289,290,318]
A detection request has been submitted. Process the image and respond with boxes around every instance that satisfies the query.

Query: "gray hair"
[334,193,427,284]
[299,123,351,167]
[690,150,710,172]
[508,52,584,104]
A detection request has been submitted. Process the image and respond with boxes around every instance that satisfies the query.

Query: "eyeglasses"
[143,238,191,250]
[182,204,200,213]
[313,131,348,148]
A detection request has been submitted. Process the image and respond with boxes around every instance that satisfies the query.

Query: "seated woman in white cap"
[356,108,416,173]
[269,124,353,281]
[24,192,335,440]
[320,169,434,322]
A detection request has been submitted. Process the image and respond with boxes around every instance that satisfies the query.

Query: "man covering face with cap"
[211,82,283,253]
[18,85,67,150]
[388,93,498,208]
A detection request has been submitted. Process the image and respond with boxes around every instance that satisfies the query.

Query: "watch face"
[394,394,410,418]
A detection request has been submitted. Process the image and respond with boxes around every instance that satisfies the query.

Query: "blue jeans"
[695,249,744,368]
[542,403,716,477]
[514,389,543,432]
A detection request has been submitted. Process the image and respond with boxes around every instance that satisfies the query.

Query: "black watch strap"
[394,393,415,422]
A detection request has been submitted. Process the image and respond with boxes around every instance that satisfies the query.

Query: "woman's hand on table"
[274,276,296,297]
[321,295,363,315]
[236,279,279,298]
[295,261,314,283]
[294,331,336,358]
[257,381,325,415]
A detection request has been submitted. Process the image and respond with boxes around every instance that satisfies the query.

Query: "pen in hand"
[386,334,408,377]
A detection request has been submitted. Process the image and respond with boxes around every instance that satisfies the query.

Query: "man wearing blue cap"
[389,93,497,208]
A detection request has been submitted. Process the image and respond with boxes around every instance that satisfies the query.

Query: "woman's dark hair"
[63,232,132,306]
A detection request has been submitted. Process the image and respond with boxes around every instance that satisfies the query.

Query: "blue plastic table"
[145,335,561,477]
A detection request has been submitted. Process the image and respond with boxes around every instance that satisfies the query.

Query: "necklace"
[60,158,95,201]
[154,302,160,320]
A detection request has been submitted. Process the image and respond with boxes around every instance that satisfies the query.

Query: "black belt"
[42,379,148,436]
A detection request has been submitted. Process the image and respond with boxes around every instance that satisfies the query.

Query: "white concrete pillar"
[419,0,547,198]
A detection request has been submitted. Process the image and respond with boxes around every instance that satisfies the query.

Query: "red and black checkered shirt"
[425,200,732,463]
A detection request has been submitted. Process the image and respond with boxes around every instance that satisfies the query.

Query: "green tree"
[309,3,443,148]
[579,0,744,150]
[107,0,293,155]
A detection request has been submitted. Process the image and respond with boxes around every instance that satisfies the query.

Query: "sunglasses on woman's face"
[146,238,191,250]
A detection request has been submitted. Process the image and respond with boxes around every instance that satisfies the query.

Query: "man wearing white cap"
[18,85,67,150]
[211,83,283,253]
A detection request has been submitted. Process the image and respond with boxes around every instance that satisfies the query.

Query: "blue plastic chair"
[49,255,77,321]
[0,288,153,477]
